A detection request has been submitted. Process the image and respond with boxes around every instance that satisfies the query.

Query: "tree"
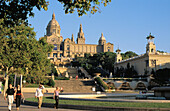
[97,52,116,72]
[71,52,116,77]
[155,68,170,81]
[121,51,138,60]
[115,63,138,78]
[157,50,166,53]
[0,19,35,75]
[0,19,53,83]
[0,0,111,25]
[124,63,138,77]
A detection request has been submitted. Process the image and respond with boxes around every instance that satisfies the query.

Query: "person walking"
[15,85,24,110]
[35,84,43,109]
[4,84,15,111]
[53,87,63,109]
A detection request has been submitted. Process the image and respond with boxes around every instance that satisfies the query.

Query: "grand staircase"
[54,79,96,93]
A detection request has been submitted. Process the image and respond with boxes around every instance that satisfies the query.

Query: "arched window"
[54,44,57,50]
[151,48,154,52]
[60,53,63,57]
[108,47,110,52]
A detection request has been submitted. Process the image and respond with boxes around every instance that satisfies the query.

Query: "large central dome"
[46,13,61,37]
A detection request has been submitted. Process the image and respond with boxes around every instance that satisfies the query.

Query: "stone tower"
[71,34,75,43]
[146,33,156,54]
[46,13,61,37]
[115,48,122,62]
[98,33,106,45]
[77,24,85,44]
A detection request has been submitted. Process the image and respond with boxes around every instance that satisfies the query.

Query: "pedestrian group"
[4,83,63,110]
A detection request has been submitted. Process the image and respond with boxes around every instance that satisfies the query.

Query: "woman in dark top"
[53,87,63,109]
[15,85,24,110]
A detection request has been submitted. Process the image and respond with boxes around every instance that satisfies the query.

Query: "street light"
[23,80,26,87]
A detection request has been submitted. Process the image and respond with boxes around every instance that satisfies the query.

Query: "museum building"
[45,13,114,60]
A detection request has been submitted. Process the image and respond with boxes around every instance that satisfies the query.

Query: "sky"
[28,0,170,55]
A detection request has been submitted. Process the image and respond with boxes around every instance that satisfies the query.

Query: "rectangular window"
[53,53,57,57]
[60,53,63,57]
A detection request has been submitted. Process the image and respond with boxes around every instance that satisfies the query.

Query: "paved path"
[1,92,170,111]
[0,94,89,111]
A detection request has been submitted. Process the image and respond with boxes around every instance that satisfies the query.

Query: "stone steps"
[150,79,162,87]
[54,79,96,93]
[57,67,78,78]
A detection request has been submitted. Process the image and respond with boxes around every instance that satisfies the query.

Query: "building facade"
[114,34,170,75]
[46,13,114,60]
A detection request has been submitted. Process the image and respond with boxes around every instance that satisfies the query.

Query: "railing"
[102,77,148,82]
[55,66,61,76]
[79,67,91,78]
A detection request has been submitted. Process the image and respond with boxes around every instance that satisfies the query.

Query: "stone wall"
[22,88,55,93]
[54,79,95,93]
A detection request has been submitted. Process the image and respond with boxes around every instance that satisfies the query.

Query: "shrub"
[25,84,51,88]
[42,79,49,85]
[55,77,69,80]
[49,79,55,87]
[94,77,108,90]
[26,77,31,84]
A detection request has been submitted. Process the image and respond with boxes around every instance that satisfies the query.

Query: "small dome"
[46,13,61,36]
[99,33,106,41]
[146,33,155,39]
[47,20,60,28]
[47,13,60,28]
[116,48,121,52]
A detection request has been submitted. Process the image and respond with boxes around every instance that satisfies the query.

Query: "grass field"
[26,97,170,108]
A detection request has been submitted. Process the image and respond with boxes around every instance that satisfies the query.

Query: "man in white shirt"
[35,85,43,109]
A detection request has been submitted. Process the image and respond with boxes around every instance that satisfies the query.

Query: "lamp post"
[23,80,26,87]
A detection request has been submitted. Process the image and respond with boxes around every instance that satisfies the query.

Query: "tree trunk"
[6,67,8,75]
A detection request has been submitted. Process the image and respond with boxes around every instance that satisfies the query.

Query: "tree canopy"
[72,51,138,77]
[121,51,138,60]
[0,19,53,83]
[0,0,111,25]
[72,52,116,77]
[157,50,166,53]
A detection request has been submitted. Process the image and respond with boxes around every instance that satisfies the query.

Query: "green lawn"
[26,97,170,108]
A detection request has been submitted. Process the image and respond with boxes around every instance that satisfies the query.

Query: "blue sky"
[28,0,170,54]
